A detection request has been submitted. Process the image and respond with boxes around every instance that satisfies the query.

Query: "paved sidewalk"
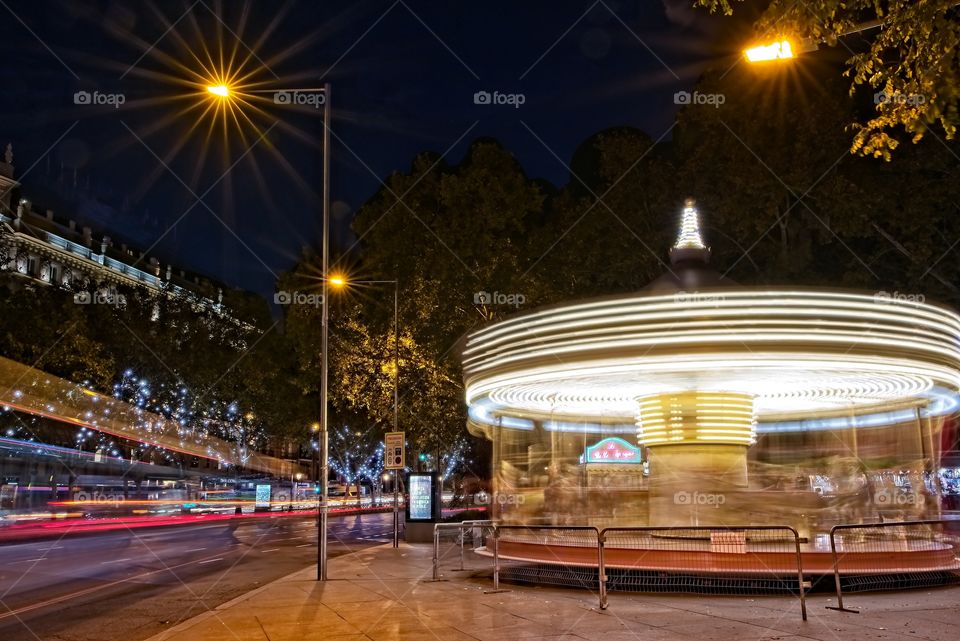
[147,542,960,641]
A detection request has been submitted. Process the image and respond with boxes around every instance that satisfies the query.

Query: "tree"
[697,0,960,159]
[526,127,676,299]
[673,46,960,301]
[0,274,306,453]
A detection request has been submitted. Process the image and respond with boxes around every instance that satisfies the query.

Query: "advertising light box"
[406,472,440,522]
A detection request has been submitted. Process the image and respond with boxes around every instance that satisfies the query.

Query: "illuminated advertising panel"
[407,473,439,521]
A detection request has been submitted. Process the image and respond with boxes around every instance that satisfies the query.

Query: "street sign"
[384,431,404,469]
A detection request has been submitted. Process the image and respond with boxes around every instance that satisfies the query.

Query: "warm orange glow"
[744,40,795,62]
[207,84,231,98]
[328,275,347,288]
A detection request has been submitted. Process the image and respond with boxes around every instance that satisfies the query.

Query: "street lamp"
[742,9,925,64]
[744,40,796,62]
[204,80,333,581]
[206,84,231,97]
[329,276,401,547]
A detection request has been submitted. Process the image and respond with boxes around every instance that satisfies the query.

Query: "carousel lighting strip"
[467,290,960,338]
[464,314,960,369]
[464,309,960,369]
[464,292,960,353]
[465,328,960,376]
[636,392,756,446]
[468,387,959,434]
[465,356,960,412]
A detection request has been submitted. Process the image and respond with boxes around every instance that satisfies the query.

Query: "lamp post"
[329,277,400,547]
[205,81,333,580]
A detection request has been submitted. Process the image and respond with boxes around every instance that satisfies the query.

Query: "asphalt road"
[0,511,396,641]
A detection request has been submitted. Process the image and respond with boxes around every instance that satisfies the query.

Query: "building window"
[26,255,38,277]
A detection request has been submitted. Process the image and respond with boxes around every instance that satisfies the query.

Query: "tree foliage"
[0,276,305,446]
[696,0,960,159]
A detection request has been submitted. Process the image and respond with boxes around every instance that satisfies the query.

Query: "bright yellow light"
[207,84,231,98]
[744,40,795,62]
[328,275,347,288]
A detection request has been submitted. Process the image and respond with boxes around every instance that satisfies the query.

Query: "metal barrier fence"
[493,525,604,608]
[434,523,806,618]
[432,520,960,620]
[432,520,494,580]
[827,519,960,613]
[601,526,806,618]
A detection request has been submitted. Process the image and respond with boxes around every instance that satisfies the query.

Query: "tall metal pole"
[393,280,400,547]
[318,82,331,581]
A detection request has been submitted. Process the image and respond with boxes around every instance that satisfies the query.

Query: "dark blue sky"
[0,0,737,298]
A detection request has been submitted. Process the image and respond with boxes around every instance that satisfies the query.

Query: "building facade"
[0,144,233,317]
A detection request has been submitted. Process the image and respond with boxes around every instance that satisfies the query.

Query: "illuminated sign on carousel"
[585,437,642,463]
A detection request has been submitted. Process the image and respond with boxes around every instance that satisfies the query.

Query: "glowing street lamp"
[199,77,333,580]
[206,84,231,98]
[744,39,797,62]
[743,11,908,64]
[329,275,401,547]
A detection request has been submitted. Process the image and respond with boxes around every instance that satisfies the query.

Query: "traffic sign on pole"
[385,431,405,469]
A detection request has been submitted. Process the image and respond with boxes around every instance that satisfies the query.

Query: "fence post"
[789,527,807,621]
[598,528,608,610]
[482,525,511,594]
[825,525,859,613]
[493,527,500,591]
[432,524,440,581]
[460,523,466,571]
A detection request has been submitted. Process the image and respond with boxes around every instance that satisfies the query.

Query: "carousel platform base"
[475,539,960,594]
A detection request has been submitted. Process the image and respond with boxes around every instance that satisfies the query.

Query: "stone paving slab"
[146,542,960,641]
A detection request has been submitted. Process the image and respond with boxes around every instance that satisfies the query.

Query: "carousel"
[463,199,960,577]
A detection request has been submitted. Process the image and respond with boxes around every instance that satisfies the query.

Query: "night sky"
[0,1,740,298]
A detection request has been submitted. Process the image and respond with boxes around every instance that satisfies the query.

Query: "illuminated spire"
[674,198,706,250]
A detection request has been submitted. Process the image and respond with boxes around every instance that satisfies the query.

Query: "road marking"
[37,546,63,551]
[186,547,207,552]
[197,557,223,564]
[101,558,132,564]
[10,558,47,563]
[296,543,312,547]
[260,548,279,553]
